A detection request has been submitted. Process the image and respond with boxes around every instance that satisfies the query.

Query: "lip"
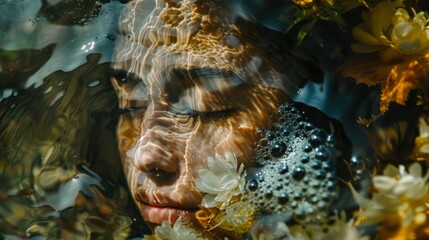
[140,203,198,225]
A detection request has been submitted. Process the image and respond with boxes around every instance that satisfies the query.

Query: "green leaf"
[297,18,317,45]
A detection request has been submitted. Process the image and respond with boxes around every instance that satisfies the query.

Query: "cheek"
[214,125,258,165]
[187,115,269,167]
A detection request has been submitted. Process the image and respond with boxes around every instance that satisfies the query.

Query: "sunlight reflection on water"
[0,0,423,239]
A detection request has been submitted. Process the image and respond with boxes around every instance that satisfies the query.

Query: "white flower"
[418,117,429,139]
[195,152,246,209]
[144,218,204,240]
[249,221,291,240]
[415,117,429,157]
[307,212,369,240]
[221,201,253,227]
[357,163,429,227]
[250,212,368,240]
[373,163,429,199]
[200,201,254,234]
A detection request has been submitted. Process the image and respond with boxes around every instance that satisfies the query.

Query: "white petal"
[383,164,400,177]
[201,193,219,208]
[195,173,223,194]
[409,163,423,178]
[224,152,238,170]
[155,221,176,239]
[219,175,238,189]
[208,155,231,174]
[373,176,396,193]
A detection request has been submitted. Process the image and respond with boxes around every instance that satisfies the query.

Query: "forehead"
[113,0,295,90]
[116,1,269,66]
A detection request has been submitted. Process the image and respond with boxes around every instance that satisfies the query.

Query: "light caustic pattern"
[111,0,354,238]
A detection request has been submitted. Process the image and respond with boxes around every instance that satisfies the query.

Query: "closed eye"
[164,68,246,118]
[178,109,234,119]
[110,68,149,114]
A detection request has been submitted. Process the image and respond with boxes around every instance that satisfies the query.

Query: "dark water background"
[0,0,422,239]
[0,0,149,238]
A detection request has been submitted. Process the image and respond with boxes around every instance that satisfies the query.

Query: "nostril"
[146,167,177,186]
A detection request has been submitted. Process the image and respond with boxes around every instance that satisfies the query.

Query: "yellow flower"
[196,200,254,237]
[342,0,429,115]
[391,9,429,54]
[293,0,313,8]
[352,0,429,55]
[215,201,254,233]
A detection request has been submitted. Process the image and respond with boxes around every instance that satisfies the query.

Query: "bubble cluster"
[246,103,342,224]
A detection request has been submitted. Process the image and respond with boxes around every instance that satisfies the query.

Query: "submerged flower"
[357,163,429,238]
[250,212,368,240]
[214,201,254,234]
[414,117,429,160]
[196,200,254,236]
[341,52,429,114]
[195,152,246,209]
[352,0,429,55]
[342,0,429,115]
[144,218,204,240]
[374,163,429,199]
[295,212,368,240]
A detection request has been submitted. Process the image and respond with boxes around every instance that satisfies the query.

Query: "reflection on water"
[0,0,149,238]
[0,0,424,239]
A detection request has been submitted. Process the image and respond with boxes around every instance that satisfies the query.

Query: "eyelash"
[187,109,234,119]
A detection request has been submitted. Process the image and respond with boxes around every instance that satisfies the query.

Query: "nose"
[132,131,180,186]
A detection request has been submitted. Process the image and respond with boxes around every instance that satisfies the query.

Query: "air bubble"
[259,138,268,146]
[301,155,310,163]
[247,179,258,191]
[315,147,330,161]
[271,141,287,158]
[266,131,276,140]
[292,166,306,180]
[303,144,312,153]
[278,193,289,204]
[311,161,322,170]
[278,162,288,174]
[327,172,336,181]
[326,181,336,191]
[315,170,325,180]
[293,194,302,201]
[304,122,314,131]
[326,134,335,144]
[265,191,273,199]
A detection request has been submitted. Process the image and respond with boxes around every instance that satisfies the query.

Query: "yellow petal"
[370,0,403,44]
[353,24,383,46]
[342,53,429,114]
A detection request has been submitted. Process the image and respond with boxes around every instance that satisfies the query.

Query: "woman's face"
[112,0,290,226]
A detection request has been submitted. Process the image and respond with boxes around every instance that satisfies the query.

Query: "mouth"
[140,203,199,225]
